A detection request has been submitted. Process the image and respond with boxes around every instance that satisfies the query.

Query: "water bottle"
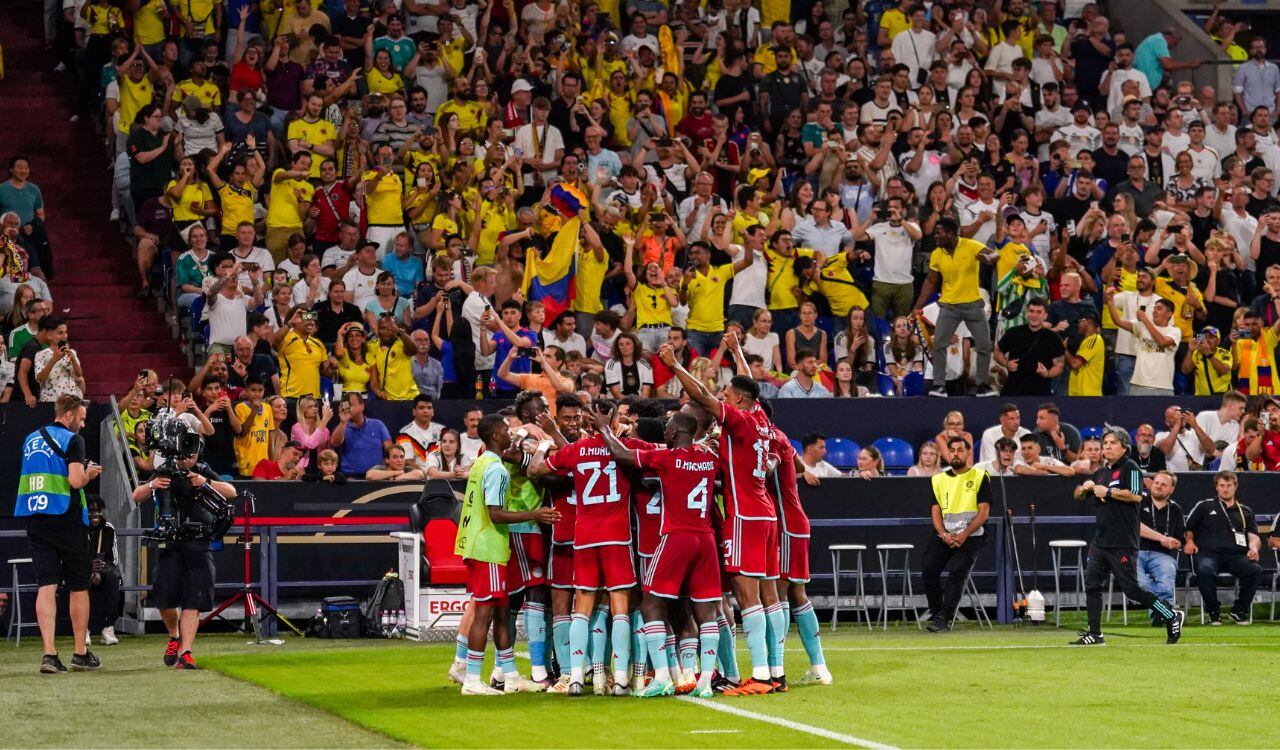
[396,609,407,638]
[474,374,485,399]
[380,610,390,636]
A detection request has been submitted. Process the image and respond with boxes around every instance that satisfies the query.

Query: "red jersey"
[633,472,662,556]
[635,444,719,535]
[769,427,810,536]
[718,403,776,521]
[547,480,577,546]
[544,435,649,548]
[312,181,354,244]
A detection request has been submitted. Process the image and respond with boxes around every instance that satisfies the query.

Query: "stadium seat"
[875,374,897,397]
[872,437,915,475]
[902,372,926,397]
[824,437,860,470]
[789,438,804,456]
[1080,426,1104,440]
[422,519,466,585]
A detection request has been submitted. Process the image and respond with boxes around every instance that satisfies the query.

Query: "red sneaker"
[175,651,201,670]
[163,638,180,667]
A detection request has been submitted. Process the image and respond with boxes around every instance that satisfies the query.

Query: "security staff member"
[923,436,990,633]
[15,394,103,674]
[1073,429,1184,646]
[1183,469,1262,625]
[1137,471,1185,624]
[130,451,236,670]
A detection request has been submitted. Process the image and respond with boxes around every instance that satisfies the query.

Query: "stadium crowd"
[10,0,1280,462]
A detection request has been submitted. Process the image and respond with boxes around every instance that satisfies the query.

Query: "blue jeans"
[1137,549,1176,614]
[1114,354,1135,395]
[688,329,724,358]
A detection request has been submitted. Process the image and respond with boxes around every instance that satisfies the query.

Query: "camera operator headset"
[130,419,236,670]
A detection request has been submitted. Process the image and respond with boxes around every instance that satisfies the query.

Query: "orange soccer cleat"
[722,678,776,696]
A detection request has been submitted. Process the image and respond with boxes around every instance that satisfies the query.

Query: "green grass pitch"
[5,615,1280,748]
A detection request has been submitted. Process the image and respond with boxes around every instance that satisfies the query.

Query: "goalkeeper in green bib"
[454,414,560,696]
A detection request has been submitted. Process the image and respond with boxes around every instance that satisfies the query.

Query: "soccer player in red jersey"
[528,402,652,696]
[595,410,723,698]
[768,422,832,685]
[659,334,780,695]
[538,393,585,692]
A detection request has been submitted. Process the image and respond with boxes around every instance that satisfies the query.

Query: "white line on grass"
[676,695,898,749]
[798,639,1280,650]
[688,729,741,734]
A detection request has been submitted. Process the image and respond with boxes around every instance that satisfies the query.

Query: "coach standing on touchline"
[1071,429,1184,646]
[15,395,102,673]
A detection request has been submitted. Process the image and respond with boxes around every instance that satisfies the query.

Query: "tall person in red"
[658,336,780,695]
[597,411,723,699]
[528,403,651,696]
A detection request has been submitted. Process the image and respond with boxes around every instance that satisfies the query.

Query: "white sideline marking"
[801,642,1280,653]
[688,729,741,734]
[676,695,897,749]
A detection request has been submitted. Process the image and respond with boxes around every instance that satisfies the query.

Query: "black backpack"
[361,572,406,635]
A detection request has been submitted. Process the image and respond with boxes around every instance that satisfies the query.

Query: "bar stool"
[964,572,992,630]
[6,558,40,646]
[876,543,921,629]
[1104,575,1129,624]
[1049,540,1088,627]
[828,544,872,630]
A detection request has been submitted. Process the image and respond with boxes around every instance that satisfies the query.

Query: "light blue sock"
[631,610,646,678]
[589,607,609,673]
[610,614,631,680]
[524,602,547,677]
[781,601,792,635]
[765,602,787,673]
[569,612,589,682]
[793,602,826,667]
[551,615,571,675]
[466,648,484,680]
[643,621,669,680]
[717,614,740,681]
[454,633,468,661]
[697,622,719,683]
[496,647,516,676]
[664,631,677,670]
[678,637,698,674]
[741,605,769,681]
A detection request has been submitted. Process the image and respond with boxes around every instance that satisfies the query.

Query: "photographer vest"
[930,466,988,536]
[16,424,87,525]
[454,453,512,564]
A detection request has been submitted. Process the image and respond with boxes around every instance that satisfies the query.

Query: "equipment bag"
[361,572,406,635]
[311,595,363,638]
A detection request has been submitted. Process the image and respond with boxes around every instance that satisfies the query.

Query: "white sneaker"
[54,62,66,73]
[503,674,543,693]
[69,114,80,123]
[108,208,120,222]
[461,678,503,696]
[101,626,119,646]
[447,659,466,685]
[85,633,92,646]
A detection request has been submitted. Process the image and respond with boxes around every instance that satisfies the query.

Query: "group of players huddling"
[449,332,831,697]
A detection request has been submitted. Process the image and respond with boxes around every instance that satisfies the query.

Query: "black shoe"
[1228,610,1251,626]
[1165,610,1185,645]
[1070,632,1105,646]
[1208,613,1223,626]
[711,675,740,693]
[567,681,583,697]
[163,637,180,666]
[40,654,67,674]
[926,618,948,633]
[175,651,200,670]
[70,650,101,671]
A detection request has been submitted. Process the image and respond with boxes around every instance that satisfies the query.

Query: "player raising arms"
[596,408,723,699]
[454,414,560,696]
[528,400,651,696]
[659,336,781,696]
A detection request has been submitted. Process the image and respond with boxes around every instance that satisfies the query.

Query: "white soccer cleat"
[550,674,572,694]
[503,674,544,693]
[448,659,467,685]
[799,666,834,685]
[461,678,504,696]
[100,626,119,646]
[631,672,649,693]
[675,670,697,695]
[593,671,609,696]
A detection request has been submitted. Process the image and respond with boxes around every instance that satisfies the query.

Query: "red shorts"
[723,516,779,579]
[506,532,548,594]
[780,533,810,583]
[549,544,575,589]
[465,559,508,606]
[573,544,636,591]
[644,532,722,602]
[636,553,651,584]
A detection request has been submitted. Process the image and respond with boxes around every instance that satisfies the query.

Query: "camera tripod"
[202,491,304,642]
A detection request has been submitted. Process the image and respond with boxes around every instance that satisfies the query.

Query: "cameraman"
[130,451,236,670]
[15,394,102,673]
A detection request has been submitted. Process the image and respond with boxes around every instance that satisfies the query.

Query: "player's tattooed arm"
[591,404,637,467]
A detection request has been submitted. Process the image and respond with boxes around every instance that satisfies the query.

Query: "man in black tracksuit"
[1071,429,1185,646]
[1183,470,1262,625]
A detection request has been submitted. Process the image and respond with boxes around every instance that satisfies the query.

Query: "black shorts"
[149,541,215,612]
[27,520,92,591]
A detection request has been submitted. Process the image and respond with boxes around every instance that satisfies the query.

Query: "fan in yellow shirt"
[164,158,216,226]
[132,0,168,46]
[366,318,420,401]
[1066,312,1105,396]
[285,101,338,178]
[265,153,315,260]
[115,51,155,134]
[207,140,265,241]
[171,63,221,111]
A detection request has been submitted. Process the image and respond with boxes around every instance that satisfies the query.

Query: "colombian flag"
[549,182,589,218]
[522,215,579,321]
